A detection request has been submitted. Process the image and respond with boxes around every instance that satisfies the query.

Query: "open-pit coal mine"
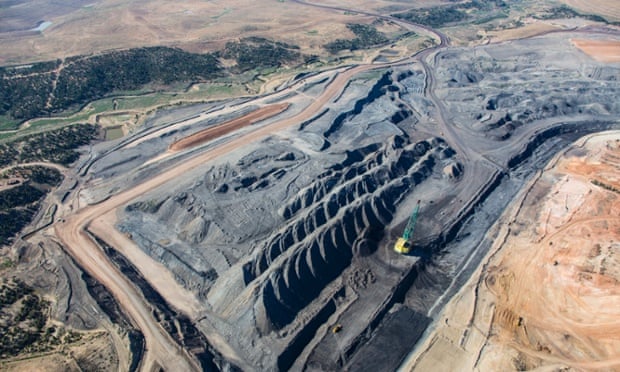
[64,30,620,371]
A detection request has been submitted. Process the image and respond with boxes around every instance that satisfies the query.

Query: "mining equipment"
[394,200,420,254]
[332,324,343,334]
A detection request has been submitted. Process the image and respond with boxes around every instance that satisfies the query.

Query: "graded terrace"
[0,1,619,371]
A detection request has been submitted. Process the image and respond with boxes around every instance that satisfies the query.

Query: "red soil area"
[169,102,290,152]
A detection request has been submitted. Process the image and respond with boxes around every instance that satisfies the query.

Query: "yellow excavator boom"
[393,201,420,254]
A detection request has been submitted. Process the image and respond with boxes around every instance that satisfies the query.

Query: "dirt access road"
[55,61,403,370]
[54,3,620,369]
[53,1,483,368]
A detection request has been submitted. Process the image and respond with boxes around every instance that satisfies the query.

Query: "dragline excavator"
[394,200,420,254]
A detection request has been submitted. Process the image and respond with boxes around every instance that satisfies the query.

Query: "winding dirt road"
[55,62,398,370]
[0,161,67,175]
[51,1,620,368]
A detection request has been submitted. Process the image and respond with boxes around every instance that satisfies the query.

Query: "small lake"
[33,21,53,32]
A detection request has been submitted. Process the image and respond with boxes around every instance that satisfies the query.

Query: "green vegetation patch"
[0,72,55,122]
[394,0,507,28]
[219,37,302,72]
[0,277,81,357]
[325,23,389,53]
[0,184,44,211]
[54,48,220,112]
[1,39,309,130]
[0,166,64,246]
[6,165,64,185]
[0,124,98,167]
[104,126,124,141]
[533,5,613,24]
[0,47,221,122]
[0,116,22,132]
[0,207,39,247]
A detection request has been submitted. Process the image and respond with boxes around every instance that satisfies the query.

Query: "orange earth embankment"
[572,39,620,63]
[405,132,620,371]
[169,102,290,152]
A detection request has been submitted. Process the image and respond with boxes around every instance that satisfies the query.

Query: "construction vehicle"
[394,200,420,254]
[332,324,343,334]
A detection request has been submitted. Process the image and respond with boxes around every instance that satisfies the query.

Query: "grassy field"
[0,83,250,143]
[4,0,594,143]
[104,126,124,140]
[560,0,620,21]
[0,117,22,131]
[0,0,379,65]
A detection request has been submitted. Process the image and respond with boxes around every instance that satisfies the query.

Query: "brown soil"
[168,102,290,152]
[485,23,561,43]
[572,39,620,63]
[1,331,118,372]
[0,0,377,65]
[560,0,620,22]
[404,132,620,371]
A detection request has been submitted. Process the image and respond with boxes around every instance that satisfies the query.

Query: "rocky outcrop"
[323,71,393,139]
[443,162,463,178]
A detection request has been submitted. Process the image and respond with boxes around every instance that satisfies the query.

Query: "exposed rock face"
[443,162,462,178]
[121,129,454,357]
[245,136,442,333]
[111,33,620,370]
[121,141,309,296]
[199,137,455,369]
[117,67,459,368]
[435,36,620,144]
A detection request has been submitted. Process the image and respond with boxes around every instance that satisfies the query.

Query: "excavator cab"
[394,237,411,254]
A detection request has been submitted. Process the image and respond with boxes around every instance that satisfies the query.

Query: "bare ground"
[572,38,620,62]
[0,0,382,65]
[402,131,620,371]
[54,63,382,371]
[560,0,620,22]
[0,331,120,372]
[485,22,562,43]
